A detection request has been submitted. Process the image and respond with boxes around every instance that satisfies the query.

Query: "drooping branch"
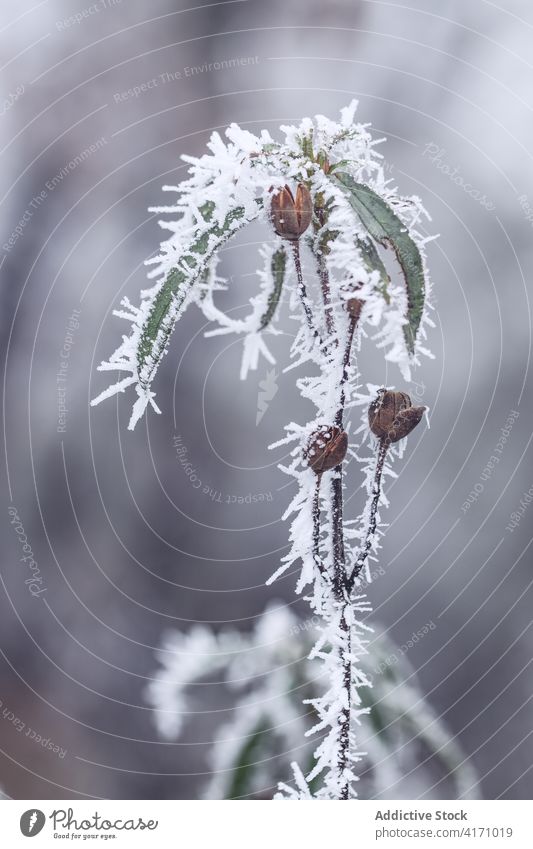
[90,104,433,802]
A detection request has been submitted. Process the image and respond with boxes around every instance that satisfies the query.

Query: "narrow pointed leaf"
[259,245,287,330]
[138,201,258,387]
[225,719,269,799]
[331,171,425,353]
[356,236,390,305]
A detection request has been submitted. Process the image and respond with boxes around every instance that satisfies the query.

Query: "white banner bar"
[0,800,530,848]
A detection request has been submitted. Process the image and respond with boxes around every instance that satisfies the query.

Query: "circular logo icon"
[20,809,46,837]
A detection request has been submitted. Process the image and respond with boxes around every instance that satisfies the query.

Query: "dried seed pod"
[346,297,364,322]
[389,405,426,442]
[305,425,348,473]
[368,388,425,443]
[270,184,312,241]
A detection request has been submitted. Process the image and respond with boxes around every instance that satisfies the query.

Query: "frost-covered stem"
[329,306,360,796]
[331,470,345,600]
[338,607,352,800]
[314,206,335,341]
[335,313,358,430]
[292,242,320,342]
[331,310,358,597]
[319,262,334,338]
[316,248,335,340]
[348,437,389,592]
[331,495,353,799]
[312,473,327,578]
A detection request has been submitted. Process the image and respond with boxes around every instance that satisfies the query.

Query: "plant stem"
[312,472,327,579]
[338,606,352,800]
[313,205,337,344]
[320,263,334,338]
[315,245,335,340]
[331,469,345,600]
[335,314,357,430]
[347,437,389,592]
[302,226,361,798]
[331,311,358,598]
[292,242,320,342]
[331,309,359,796]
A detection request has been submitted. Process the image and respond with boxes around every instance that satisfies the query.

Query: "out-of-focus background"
[1,0,532,800]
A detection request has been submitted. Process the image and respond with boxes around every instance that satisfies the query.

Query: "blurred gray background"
[1,0,532,800]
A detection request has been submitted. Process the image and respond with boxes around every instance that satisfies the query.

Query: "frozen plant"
[147,604,479,800]
[92,102,434,799]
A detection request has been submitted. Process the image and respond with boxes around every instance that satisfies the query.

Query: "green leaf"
[137,201,257,386]
[224,719,270,800]
[259,246,287,330]
[356,237,391,305]
[331,171,426,354]
[300,131,314,160]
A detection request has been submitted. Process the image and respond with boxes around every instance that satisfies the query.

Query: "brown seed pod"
[388,405,426,442]
[270,184,313,241]
[346,297,364,322]
[368,388,425,443]
[305,425,348,473]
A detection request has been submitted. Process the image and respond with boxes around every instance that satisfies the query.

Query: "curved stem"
[347,438,389,593]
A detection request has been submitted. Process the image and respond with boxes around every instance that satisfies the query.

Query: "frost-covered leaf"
[356,236,390,305]
[259,246,287,330]
[225,719,270,800]
[331,171,425,354]
[148,606,478,801]
[138,201,253,387]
